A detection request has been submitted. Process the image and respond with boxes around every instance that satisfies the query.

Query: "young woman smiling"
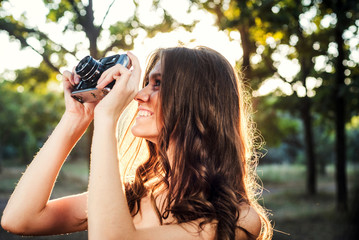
[2,47,272,240]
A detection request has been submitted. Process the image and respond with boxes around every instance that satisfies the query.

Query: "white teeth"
[138,110,152,117]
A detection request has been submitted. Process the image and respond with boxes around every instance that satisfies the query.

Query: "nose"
[134,85,151,103]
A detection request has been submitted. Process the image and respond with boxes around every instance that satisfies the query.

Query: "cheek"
[153,93,163,131]
[155,117,163,133]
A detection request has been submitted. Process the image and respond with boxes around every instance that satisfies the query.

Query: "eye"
[154,79,161,87]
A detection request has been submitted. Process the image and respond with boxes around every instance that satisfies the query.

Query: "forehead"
[149,60,162,76]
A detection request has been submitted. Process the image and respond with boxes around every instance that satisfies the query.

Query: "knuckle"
[116,64,130,72]
[123,68,131,76]
[121,85,135,95]
[62,70,71,79]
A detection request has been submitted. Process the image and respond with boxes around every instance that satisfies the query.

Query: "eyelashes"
[143,78,161,88]
[154,79,161,87]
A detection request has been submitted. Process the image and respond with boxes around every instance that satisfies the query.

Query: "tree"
[273,0,321,195]
[189,0,357,198]
[189,0,322,195]
[0,0,182,160]
[0,79,63,163]
[317,0,359,211]
[189,0,281,85]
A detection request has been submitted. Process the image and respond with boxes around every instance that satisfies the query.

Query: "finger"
[96,68,111,88]
[72,66,81,84]
[127,52,141,80]
[95,64,117,88]
[97,64,130,89]
[113,64,131,79]
[63,70,75,86]
[126,52,139,66]
[111,67,136,96]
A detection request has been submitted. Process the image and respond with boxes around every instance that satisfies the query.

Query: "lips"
[137,109,153,117]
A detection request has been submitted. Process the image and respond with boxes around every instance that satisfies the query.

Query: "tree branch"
[68,0,82,20]
[99,0,117,29]
[0,19,60,72]
[28,44,61,73]
[35,28,76,56]
[16,35,59,73]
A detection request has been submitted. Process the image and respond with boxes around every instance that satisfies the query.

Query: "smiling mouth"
[137,110,153,117]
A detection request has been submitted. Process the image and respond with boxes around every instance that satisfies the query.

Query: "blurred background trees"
[0,0,358,221]
[0,0,182,164]
[189,0,359,211]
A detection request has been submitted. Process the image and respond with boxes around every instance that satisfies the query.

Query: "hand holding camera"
[93,52,141,120]
[71,53,132,103]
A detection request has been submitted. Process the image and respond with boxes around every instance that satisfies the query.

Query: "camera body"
[71,54,131,103]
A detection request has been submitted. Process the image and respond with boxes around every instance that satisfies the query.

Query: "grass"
[0,160,89,199]
[0,160,89,240]
[257,164,307,184]
[1,161,358,239]
[61,160,89,180]
[257,164,359,240]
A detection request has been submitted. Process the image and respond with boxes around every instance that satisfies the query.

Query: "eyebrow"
[150,73,162,78]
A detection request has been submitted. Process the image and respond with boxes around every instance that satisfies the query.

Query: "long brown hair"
[124,46,272,239]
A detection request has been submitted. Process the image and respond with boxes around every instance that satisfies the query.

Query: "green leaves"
[0,80,64,163]
[0,0,193,162]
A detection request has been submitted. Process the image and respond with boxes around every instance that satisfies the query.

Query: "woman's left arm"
[87,52,140,240]
[88,116,135,240]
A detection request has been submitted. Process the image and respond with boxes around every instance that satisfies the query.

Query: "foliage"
[253,95,300,148]
[189,0,283,87]
[0,0,188,163]
[0,79,64,163]
[0,0,185,69]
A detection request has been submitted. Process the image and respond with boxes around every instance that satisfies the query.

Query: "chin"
[131,127,158,144]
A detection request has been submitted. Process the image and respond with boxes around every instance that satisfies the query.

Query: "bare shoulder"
[236,204,262,239]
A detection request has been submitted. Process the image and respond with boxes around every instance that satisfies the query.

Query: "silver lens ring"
[81,61,100,81]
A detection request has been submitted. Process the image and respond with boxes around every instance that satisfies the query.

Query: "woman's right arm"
[1,71,95,235]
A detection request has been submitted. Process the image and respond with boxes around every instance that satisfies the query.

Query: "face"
[131,60,163,143]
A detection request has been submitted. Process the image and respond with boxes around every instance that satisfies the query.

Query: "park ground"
[0,161,358,240]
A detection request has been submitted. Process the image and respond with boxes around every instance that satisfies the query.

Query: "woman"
[1,46,272,239]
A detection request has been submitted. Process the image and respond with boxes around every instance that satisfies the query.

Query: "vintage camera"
[71,54,131,103]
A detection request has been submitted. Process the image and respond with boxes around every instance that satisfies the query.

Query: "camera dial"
[75,56,104,84]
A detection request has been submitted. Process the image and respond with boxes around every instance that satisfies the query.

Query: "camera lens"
[75,56,102,83]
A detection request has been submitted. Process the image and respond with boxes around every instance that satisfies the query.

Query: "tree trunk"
[238,25,252,83]
[334,2,348,211]
[302,96,316,195]
[82,0,99,162]
[299,50,317,195]
[0,147,2,174]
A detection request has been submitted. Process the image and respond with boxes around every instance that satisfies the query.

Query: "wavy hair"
[123,46,272,240]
